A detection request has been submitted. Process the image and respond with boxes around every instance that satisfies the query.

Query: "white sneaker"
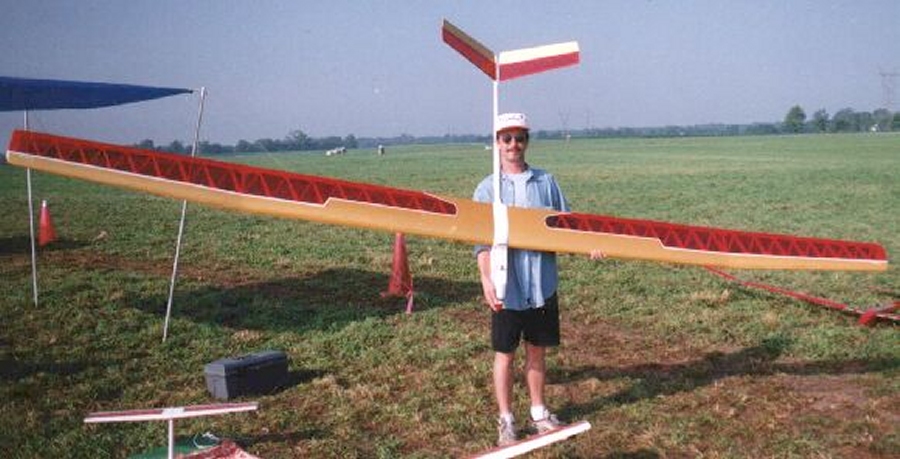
[497,416,517,446]
[529,411,565,434]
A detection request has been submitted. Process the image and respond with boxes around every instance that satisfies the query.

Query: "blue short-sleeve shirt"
[473,166,569,310]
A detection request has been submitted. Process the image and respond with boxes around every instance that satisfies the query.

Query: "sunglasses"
[498,133,529,144]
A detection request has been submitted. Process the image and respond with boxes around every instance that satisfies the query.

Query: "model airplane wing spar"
[5,130,888,271]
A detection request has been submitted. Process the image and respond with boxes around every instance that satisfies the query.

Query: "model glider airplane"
[4,129,888,272]
[3,20,888,276]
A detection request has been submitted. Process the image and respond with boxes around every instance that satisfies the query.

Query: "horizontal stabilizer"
[84,402,258,423]
[498,41,580,81]
[442,19,496,79]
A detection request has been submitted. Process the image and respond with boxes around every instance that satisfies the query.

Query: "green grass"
[1,133,897,458]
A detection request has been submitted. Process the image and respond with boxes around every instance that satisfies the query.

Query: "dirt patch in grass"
[545,314,899,457]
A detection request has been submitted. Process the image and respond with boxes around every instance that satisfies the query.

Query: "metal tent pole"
[163,87,206,342]
[167,419,175,459]
[492,78,500,206]
[24,110,39,306]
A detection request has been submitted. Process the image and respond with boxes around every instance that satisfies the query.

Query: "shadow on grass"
[267,369,328,396]
[0,236,87,255]
[603,450,661,459]
[0,356,88,381]
[132,267,480,334]
[553,337,900,419]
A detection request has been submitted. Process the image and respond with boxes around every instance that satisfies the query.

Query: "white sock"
[530,405,548,421]
[499,412,515,424]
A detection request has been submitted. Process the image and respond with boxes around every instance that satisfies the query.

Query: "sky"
[1,1,898,147]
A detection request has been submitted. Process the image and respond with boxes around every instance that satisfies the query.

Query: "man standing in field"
[474,112,584,446]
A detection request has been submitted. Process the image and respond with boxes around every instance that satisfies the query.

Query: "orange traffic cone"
[381,233,415,313]
[38,199,57,247]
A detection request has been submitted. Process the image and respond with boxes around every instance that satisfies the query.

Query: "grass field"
[1,133,897,458]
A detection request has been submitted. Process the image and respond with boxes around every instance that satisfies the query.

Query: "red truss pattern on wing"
[546,213,887,261]
[10,130,457,215]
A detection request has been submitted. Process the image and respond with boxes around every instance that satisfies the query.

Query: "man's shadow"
[131,266,481,335]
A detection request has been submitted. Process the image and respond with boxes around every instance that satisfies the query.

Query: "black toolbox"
[204,350,288,400]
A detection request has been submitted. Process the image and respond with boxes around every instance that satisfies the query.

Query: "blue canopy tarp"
[0,76,192,111]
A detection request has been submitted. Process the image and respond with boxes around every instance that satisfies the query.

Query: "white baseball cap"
[495,112,529,133]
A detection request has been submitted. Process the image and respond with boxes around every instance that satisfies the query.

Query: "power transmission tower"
[558,110,571,142]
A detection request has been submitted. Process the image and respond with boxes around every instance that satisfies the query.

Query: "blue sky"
[1,1,898,146]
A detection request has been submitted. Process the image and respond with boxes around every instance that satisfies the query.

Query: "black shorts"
[491,293,560,353]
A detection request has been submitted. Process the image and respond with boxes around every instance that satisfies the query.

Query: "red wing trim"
[547,213,887,261]
[9,130,457,216]
[183,402,257,413]
[86,408,163,419]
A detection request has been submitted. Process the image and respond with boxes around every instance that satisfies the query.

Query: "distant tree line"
[136,129,361,155]
[536,106,898,140]
[782,105,898,134]
[137,106,898,154]
[137,130,491,155]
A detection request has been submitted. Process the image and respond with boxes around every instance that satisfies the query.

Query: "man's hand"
[590,249,606,260]
[477,249,503,312]
[481,277,503,312]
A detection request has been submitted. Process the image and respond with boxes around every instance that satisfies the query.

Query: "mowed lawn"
[0,133,897,458]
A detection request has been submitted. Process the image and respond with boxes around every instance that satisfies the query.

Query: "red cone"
[38,199,57,247]
[381,233,415,313]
